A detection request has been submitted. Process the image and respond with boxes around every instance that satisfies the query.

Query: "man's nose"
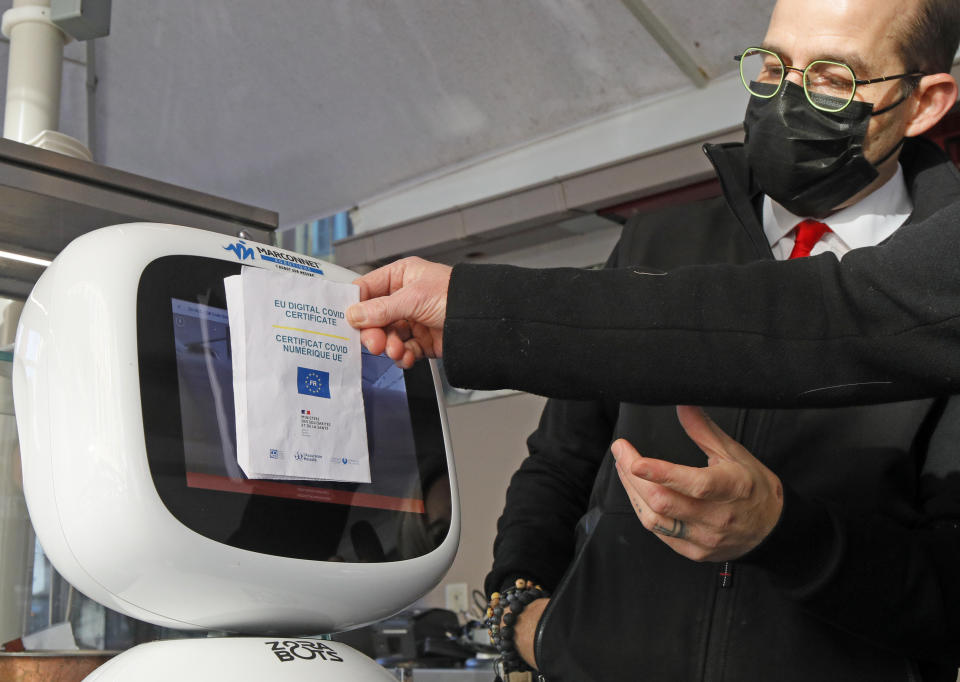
[784,67,804,86]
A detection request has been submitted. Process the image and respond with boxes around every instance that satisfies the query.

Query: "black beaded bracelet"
[485,578,549,677]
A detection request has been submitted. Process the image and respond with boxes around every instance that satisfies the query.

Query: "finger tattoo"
[653,518,686,539]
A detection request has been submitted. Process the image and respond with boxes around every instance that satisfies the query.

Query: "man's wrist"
[514,597,549,670]
[486,579,549,674]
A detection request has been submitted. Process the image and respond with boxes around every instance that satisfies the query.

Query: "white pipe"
[1,0,67,143]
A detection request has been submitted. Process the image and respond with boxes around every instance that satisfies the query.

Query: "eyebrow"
[759,42,870,77]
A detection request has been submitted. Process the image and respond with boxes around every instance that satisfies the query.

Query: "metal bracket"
[51,0,110,41]
[619,0,709,88]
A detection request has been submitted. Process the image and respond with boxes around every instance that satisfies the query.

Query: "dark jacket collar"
[898,137,960,223]
[701,141,767,258]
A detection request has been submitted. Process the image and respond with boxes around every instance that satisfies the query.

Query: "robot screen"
[137,256,451,564]
[170,297,422,511]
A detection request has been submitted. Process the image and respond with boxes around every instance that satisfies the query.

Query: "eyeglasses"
[735,47,926,113]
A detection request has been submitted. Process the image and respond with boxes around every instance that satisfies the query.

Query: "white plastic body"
[2,0,65,143]
[13,223,460,634]
[83,638,398,682]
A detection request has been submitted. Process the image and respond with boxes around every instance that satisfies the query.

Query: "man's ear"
[904,73,959,137]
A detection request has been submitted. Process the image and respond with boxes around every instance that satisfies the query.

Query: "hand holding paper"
[346,257,452,368]
[226,267,371,483]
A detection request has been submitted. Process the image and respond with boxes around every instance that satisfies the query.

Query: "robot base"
[83,637,398,681]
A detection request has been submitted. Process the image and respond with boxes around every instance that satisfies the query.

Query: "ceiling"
[0,0,776,229]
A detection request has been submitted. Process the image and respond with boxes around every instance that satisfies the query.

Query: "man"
[348,0,960,679]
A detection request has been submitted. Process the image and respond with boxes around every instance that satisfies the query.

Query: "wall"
[418,391,547,615]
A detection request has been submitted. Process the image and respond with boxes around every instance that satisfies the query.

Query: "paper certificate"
[224,267,371,483]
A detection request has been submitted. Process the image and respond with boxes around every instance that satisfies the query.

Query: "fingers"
[613,461,716,553]
[613,440,696,535]
[411,324,441,359]
[380,323,421,368]
[616,457,730,531]
[384,328,409,364]
[351,258,417,301]
[361,325,436,368]
[399,347,417,369]
[613,451,738,560]
[348,257,451,332]
[651,517,687,539]
[387,334,423,369]
[613,438,745,502]
[360,328,387,356]
[348,258,422,328]
[347,292,410,329]
[675,405,744,463]
[642,459,748,502]
[360,322,410,362]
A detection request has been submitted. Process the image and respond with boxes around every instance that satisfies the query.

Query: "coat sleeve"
[442,201,960,408]
[740,397,960,664]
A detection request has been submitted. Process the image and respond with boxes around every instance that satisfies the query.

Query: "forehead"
[763,0,914,72]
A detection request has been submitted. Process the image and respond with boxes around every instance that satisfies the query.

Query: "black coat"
[465,139,960,681]
[443,142,960,408]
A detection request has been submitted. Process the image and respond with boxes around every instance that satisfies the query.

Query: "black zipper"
[715,409,750,592]
[718,561,734,588]
[701,408,759,682]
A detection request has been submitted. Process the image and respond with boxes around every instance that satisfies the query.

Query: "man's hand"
[612,405,783,562]
[346,257,452,368]
[510,597,548,670]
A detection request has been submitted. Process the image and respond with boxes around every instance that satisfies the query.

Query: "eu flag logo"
[297,367,331,398]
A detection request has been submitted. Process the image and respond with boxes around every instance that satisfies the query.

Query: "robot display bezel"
[136,254,451,563]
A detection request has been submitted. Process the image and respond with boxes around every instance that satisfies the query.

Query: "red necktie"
[788,219,831,259]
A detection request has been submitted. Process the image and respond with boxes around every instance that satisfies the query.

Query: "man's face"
[761,0,920,165]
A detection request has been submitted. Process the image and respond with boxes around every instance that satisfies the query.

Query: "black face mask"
[743,80,904,218]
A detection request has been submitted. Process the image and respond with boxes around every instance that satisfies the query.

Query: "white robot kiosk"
[12,223,460,680]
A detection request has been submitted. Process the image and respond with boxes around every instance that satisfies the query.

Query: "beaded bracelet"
[485,578,549,678]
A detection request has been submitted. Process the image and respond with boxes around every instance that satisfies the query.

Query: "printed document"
[225,267,371,483]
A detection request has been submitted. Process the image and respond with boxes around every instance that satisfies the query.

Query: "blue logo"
[297,367,331,398]
[224,240,256,261]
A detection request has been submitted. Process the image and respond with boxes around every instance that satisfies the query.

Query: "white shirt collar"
[762,163,912,259]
